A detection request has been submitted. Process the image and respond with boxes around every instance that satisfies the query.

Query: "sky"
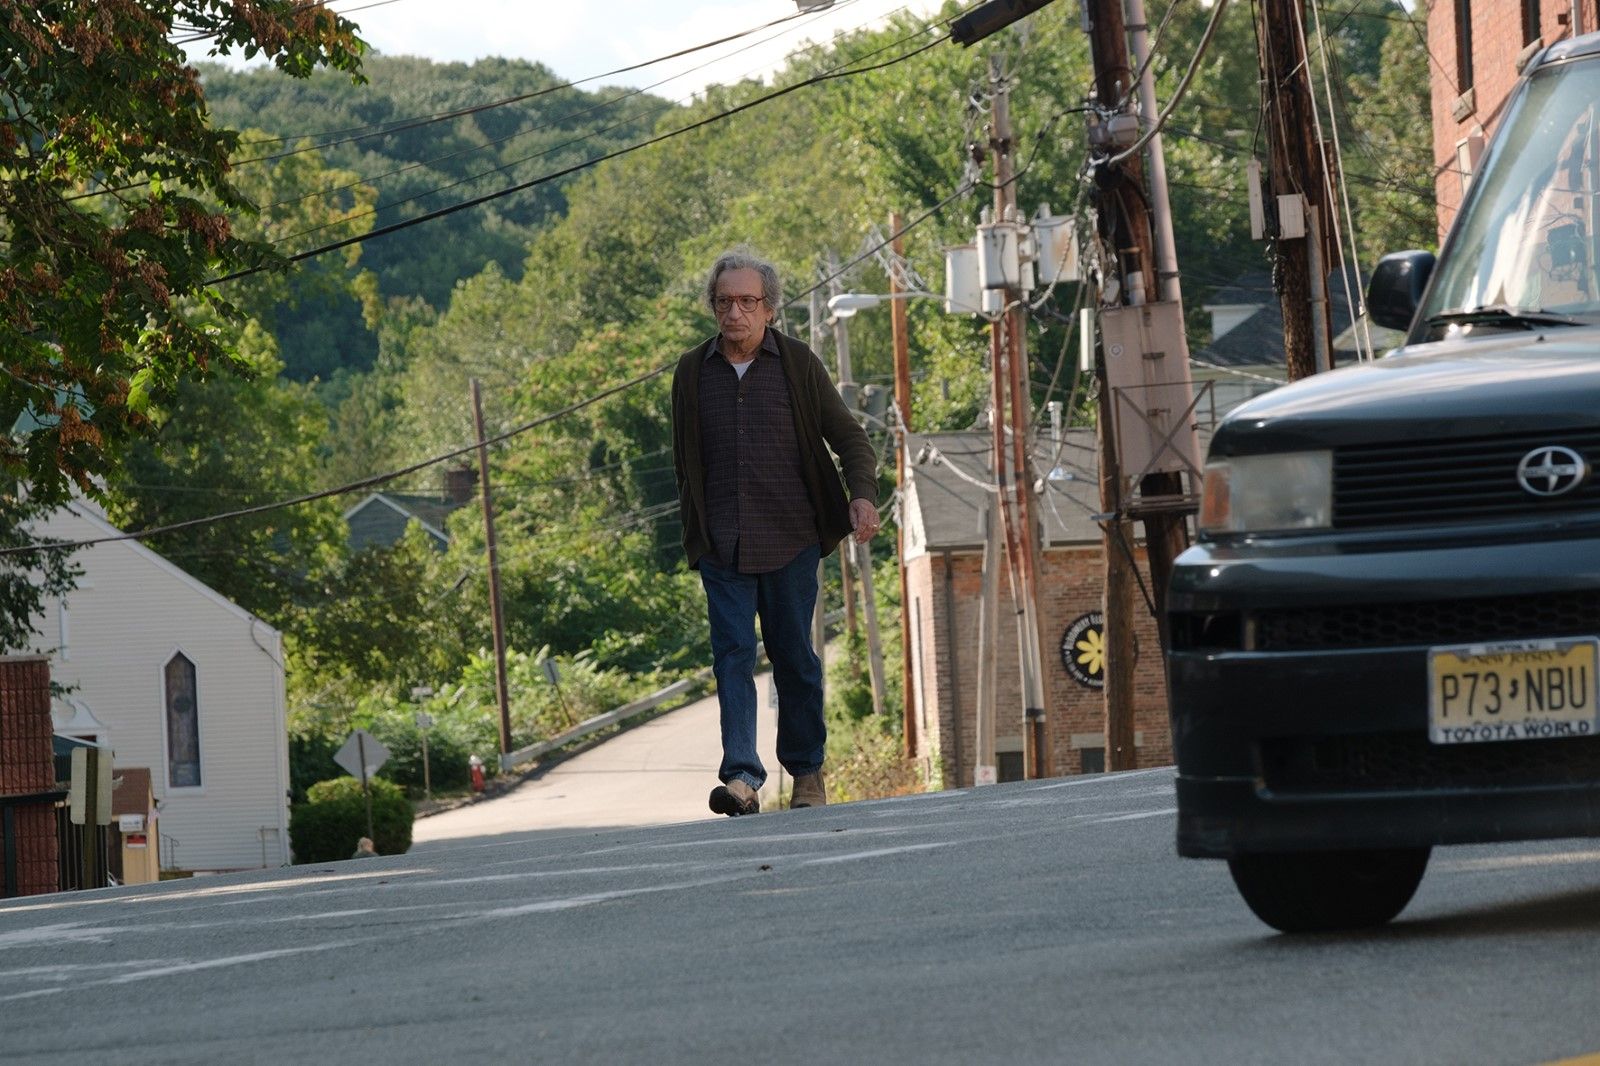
[200,0,951,95]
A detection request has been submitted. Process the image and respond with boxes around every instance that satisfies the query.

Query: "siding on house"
[27,502,290,872]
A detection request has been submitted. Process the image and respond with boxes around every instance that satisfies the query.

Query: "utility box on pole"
[1099,302,1204,500]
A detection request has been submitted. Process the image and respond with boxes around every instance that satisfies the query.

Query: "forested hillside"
[97,2,1435,796]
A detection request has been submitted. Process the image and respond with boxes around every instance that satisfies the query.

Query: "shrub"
[365,709,475,795]
[288,776,414,862]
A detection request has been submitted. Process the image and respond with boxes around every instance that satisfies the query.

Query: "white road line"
[0,923,120,949]
[105,943,350,984]
[1078,808,1177,825]
[0,943,351,1003]
[800,842,954,866]
[1029,767,1173,791]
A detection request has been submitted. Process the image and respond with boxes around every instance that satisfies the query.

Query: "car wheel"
[1226,847,1431,933]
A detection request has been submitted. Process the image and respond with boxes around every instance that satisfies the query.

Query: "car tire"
[1226,847,1431,933]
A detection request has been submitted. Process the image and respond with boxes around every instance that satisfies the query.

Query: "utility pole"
[1124,0,1192,639]
[1084,0,1154,772]
[889,213,917,758]
[988,56,1053,778]
[827,253,861,650]
[827,253,887,716]
[1258,0,1332,382]
[808,289,828,696]
[471,378,514,757]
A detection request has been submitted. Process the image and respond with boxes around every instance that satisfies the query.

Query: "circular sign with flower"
[1061,612,1106,690]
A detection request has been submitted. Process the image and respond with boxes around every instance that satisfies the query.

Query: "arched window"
[164,653,201,788]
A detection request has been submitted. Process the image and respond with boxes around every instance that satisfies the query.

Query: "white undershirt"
[732,360,753,380]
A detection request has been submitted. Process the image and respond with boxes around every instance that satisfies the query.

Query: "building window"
[164,653,201,788]
[1522,0,1541,44]
[1080,747,1107,775]
[1455,0,1475,93]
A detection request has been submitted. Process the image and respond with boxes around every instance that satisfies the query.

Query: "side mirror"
[1366,250,1436,332]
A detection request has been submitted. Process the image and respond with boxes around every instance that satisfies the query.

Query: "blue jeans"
[699,544,825,790]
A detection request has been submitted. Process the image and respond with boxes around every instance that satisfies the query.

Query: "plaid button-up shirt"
[698,328,819,573]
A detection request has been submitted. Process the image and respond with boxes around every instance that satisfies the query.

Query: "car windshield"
[1420,57,1600,336]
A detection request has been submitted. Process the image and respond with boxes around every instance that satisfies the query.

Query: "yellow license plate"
[1429,638,1600,744]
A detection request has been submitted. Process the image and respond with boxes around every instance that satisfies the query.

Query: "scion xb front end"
[1166,33,1600,931]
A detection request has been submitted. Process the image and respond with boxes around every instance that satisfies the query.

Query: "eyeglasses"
[713,295,763,315]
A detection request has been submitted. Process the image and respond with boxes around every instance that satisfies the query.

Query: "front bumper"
[1168,530,1600,858]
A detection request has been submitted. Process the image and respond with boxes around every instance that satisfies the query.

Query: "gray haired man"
[671,248,879,815]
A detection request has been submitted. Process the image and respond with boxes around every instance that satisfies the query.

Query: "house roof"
[906,430,1106,552]
[1201,271,1274,308]
[1193,274,1364,368]
[343,492,467,551]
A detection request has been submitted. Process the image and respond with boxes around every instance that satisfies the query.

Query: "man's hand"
[850,498,880,544]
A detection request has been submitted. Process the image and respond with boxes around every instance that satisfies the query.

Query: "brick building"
[1431,0,1598,229]
[900,431,1172,787]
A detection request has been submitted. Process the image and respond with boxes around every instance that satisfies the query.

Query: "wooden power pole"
[889,213,918,759]
[1084,0,1157,772]
[1258,0,1332,382]
[988,57,1054,778]
[471,378,514,757]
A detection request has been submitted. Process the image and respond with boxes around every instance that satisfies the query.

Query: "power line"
[212,29,952,284]
[2,363,675,557]
[71,4,830,205]
[226,4,839,166]
[261,2,885,245]
[14,171,979,557]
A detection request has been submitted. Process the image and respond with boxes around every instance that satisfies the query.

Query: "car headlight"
[1198,451,1333,534]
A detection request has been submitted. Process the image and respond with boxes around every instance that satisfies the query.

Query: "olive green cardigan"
[671,329,879,569]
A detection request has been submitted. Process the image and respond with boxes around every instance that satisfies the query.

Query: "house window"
[1455,0,1474,93]
[1522,0,1541,44]
[1080,747,1107,775]
[164,653,201,788]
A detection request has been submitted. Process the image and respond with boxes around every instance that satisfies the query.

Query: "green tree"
[1344,15,1438,262]
[1,0,364,504]
[100,321,342,625]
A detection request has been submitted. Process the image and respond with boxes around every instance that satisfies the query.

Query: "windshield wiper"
[1426,305,1592,330]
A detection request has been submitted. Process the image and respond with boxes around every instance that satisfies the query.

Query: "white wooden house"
[27,500,291,872]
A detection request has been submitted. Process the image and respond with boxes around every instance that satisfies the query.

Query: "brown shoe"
[790,771,826,809]
[709,778,760,817]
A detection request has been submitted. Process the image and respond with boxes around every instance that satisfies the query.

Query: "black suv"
[1167,32,1600,931]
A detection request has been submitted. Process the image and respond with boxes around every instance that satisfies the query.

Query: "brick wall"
[909,546,1171,789]
[0,656,62,897]
[1431,0,1598,234]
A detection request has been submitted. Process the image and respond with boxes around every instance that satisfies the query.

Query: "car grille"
[1253,590,1600,651]
[1334,428,1600,529]
[1259,732,1600,793]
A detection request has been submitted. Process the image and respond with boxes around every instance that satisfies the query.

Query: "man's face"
[714,267,774,347]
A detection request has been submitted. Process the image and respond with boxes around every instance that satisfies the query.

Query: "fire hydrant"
[468,754,486,793]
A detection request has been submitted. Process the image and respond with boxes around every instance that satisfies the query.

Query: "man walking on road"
[672,248,879,816]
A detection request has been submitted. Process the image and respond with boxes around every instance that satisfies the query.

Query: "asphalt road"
[4,769,1600,1065]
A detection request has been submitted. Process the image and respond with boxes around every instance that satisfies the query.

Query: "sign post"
[68,745,113,889]
[411,686,435,801]
[334,730,390,844]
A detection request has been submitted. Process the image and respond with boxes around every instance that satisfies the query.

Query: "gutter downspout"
[941,551,964,788]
